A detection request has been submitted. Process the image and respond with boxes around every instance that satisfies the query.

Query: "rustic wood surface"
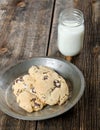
[0,0,99,130]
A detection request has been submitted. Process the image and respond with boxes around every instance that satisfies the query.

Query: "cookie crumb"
[0,47,8,55]
[17,1,26,8]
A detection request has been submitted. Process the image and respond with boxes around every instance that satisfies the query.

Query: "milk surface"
[58,21,84,56]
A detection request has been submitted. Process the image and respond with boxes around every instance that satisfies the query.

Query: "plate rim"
[0,56,85,120]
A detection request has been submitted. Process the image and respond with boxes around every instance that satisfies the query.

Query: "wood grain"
[0,0,55,130]
[0,0,99,130]
[0,0,54,70]
[48,0,99,130]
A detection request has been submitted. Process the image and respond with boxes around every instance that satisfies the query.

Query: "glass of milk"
[57,9,84,56]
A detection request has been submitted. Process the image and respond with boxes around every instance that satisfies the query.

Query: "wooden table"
[0,0,99,130]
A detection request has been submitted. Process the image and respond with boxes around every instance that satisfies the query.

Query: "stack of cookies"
[12,66,69,113]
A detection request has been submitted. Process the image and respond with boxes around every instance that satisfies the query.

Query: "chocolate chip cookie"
[12,75,45,112]
[29,66,69,105]
[12,65,69,112]
[17,91,44,112]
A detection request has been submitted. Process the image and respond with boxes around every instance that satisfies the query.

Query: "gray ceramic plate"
[0,57,85,120]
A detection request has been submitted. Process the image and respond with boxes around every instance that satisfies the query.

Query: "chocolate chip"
[43,75,48,80]
[31,98,36,102]
[53,80,61,88]
[31,88,36,93]
[34,102,40,107]
[15,79,19,83]
[15,76,23,83]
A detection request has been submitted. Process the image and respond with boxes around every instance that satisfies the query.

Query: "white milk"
[57,9,84,56]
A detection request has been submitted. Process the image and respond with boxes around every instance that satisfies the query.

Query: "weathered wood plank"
[0,0,54,70]
[0,0,99,130]
[0,0,55,130]
[46,0,100,130]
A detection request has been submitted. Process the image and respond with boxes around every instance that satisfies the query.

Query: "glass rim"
[59,9,84,27]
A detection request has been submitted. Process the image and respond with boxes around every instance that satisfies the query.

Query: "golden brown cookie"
[12,65,69,113]
[28,66,69,105]
[17,91,44,112]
